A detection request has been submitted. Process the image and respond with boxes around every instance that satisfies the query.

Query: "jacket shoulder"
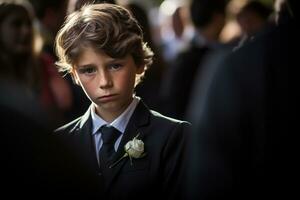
[54,117,82,134]
[150,110,191,127]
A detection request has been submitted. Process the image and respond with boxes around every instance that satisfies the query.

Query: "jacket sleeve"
[161,121,191,200]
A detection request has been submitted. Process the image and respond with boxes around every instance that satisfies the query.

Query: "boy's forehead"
[80,47,113,59]
[74,47,130,65]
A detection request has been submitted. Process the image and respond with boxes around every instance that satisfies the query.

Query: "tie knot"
[100,125,119,144]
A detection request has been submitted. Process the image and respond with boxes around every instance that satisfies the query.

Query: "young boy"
[55,3,190,200]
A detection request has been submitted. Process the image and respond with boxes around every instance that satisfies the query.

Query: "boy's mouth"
[98,94,118,102]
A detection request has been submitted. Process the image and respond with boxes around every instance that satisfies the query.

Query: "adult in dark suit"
[185,0,295,199]
[0,79,98,198]
[160,0,228,120]
[0,2,98,198]
[54,4,190,200]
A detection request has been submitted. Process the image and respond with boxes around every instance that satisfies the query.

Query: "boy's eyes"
[78,67,96,74]
[76,62,123,74]
[108,63,123,71]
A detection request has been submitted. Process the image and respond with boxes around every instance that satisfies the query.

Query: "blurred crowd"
[0,0,278,126]
[0,0,293,198]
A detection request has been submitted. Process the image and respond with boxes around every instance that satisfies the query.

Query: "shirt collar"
[91,96,140,135]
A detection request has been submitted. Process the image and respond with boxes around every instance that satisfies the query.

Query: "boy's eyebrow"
[101,57,127,65]
[106,57,125,63]
[76,64,95,68]
[105,61,125,67]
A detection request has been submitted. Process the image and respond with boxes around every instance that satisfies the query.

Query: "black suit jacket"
[0,81,90,198]
[186,19,294,199]
[160,40,210,120]
[55,100,190,200]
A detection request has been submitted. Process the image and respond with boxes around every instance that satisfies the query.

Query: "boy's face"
[72,47,144,122]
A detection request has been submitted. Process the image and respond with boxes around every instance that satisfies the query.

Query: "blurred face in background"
[274,0,294,24]
[0,7,33,55]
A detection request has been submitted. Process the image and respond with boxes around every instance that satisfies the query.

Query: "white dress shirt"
[91,96,140,164]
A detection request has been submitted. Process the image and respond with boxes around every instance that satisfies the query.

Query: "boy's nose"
[99,71,112,89]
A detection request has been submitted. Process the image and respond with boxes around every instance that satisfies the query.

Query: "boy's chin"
[97,101,125,113]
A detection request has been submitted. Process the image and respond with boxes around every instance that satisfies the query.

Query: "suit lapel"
[105,100,151,188]
[72,106,100,174]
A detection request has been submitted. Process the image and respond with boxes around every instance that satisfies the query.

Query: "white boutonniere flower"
[109,133,146,168]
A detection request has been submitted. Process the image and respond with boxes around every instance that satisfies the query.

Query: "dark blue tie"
[99,125,119,170]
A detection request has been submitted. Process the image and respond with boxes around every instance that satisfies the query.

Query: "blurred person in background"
[160,0,229,120]
[121,1,167,112]
[236,0,273,47]
[159,1,193,65]
[0,0,41,94]
[0,1,98,197]
[30,0,90,127]
[185,0,295,199]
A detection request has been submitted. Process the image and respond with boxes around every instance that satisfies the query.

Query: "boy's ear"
[136,65,145,74]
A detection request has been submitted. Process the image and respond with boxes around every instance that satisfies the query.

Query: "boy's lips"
[98,94,118,102]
